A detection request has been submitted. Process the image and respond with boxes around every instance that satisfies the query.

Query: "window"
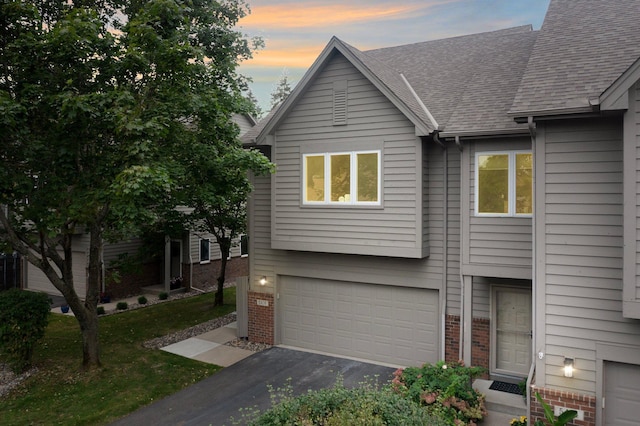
[476,151,532,216]
[199,238,210,263]
[303,151,380,205]
[240,235,248,257]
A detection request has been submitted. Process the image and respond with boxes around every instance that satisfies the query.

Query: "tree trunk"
[214,240,230,306]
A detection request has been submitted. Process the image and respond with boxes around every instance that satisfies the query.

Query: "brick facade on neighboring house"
[184,256,248,290]
[445,315,460,364]
[248,291,274,344]
[530,385,596,426]
[105,256,248,298]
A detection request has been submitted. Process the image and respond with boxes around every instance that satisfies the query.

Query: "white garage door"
[279,276,439,366]
[605,361,640,425]
[26,252,87,300]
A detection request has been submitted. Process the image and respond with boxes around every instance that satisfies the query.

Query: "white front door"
[492,286,531,376]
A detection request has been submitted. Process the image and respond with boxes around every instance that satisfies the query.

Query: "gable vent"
[333,80,348,125]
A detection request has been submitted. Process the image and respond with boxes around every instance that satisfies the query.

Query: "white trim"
[302,150,381,206]
[474,150,532,217]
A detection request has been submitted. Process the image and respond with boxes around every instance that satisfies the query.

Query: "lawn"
[1,287,236,425]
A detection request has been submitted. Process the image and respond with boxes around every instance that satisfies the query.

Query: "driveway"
[110,347,396,426]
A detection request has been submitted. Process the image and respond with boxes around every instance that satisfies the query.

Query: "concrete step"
[474,379,527,416]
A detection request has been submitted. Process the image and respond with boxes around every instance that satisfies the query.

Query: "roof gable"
[250,37,438,144]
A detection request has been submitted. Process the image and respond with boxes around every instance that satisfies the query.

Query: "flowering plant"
[511,415,528,426]
[392,360,486,425]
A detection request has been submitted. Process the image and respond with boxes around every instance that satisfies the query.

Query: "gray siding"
[270,53,426,258]
[623,81,640,317]
[103,238,143,265]
[463,138,532,278]
[189,231,245,263]
[537,117,640,396]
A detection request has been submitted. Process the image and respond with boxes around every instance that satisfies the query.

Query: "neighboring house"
[23,113,256,300]
[242,1,640,425]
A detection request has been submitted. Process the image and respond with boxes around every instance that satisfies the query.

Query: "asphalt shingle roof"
[510,0,640,116]
[367,26,536,134]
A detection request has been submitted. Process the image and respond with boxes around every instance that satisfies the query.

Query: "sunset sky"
[237,0,551,113]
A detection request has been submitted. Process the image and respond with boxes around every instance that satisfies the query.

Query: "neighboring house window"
[199,238,210,263]
[303,151,380,205]
[240,235,248,257]
[476,151,532,216]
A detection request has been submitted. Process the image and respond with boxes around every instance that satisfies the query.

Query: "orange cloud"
[243,40,326,68]
[241,3,426,29]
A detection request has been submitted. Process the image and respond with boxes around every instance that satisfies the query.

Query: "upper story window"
[199,238,210,263]
[475,151,532,216]
[303,150,380,205]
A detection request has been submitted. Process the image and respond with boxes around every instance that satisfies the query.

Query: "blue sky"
[237,0,551,112]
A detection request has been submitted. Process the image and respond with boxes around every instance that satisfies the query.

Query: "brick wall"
[248,291,274,344]
[472,317,490,378]
[445,315,461,363]
[186,257,248,289]
[530,385,596,426]
[105,261,162,299]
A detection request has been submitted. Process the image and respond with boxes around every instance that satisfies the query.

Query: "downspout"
[456,135,465,361]
[526,116,537,422]
[433,132,448,361]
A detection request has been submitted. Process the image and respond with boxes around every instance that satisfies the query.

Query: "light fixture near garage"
[259,276,267,286]
[564,357,574,378]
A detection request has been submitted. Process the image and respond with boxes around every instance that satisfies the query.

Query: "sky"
[236,0,551,113]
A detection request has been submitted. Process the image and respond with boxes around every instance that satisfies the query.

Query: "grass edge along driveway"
[1,287,236,425]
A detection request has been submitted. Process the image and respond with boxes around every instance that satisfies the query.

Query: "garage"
[26,251,88,300]
[278,276,439,367]
[604,361,640,425]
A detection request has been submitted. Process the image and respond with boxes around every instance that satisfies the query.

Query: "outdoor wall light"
[259,276,267,286]
[564,357,574,378]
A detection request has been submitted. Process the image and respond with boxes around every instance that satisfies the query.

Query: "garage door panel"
[279,276,439,366]
[26,251,87,299]
[605,361,640,425]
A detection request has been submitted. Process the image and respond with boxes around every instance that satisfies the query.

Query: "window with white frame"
[475,151,532,216]
[303,150,380,205]
[199,238,210,263]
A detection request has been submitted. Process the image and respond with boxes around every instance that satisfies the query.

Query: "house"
[23,113,256,300]
[242,1,640,425]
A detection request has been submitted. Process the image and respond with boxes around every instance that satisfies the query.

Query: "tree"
[178,144,272,306]
[270,68,293,109]
[245,88,263,119]
[0,0,262,369]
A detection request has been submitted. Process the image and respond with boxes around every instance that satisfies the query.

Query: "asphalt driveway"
[110,347,396,426]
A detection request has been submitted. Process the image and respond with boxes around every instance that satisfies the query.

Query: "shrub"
[0,289,51,373]
[137,296,148,305]
[97,306,106,315]
[116,301,128,310]
[245,379,448,426]
[158,292,168,300]
[392,360,487,425]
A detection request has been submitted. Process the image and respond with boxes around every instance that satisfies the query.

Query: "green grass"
[1,287,236,425]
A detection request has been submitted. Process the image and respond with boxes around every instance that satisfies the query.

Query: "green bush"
[137,296,148,305]
[392,360,487,425]
[158,292,168,300]
[0,289,51,373]
[116,301,128,310]
[245,379,448,426]
[97,306,106,315]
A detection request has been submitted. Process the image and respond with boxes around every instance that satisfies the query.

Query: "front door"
[492,286,531,377]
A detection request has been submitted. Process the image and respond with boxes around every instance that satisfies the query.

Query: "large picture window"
[303,151,380,205]
[476,151,532,216]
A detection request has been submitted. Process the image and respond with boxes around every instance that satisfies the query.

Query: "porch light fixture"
[563,357,574,378]
[259,276,267,286]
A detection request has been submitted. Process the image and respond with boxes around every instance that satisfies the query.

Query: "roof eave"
[439,127,529,139]
[509,105,598,123]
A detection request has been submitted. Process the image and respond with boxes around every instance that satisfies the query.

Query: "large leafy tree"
[0,0,264,369]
